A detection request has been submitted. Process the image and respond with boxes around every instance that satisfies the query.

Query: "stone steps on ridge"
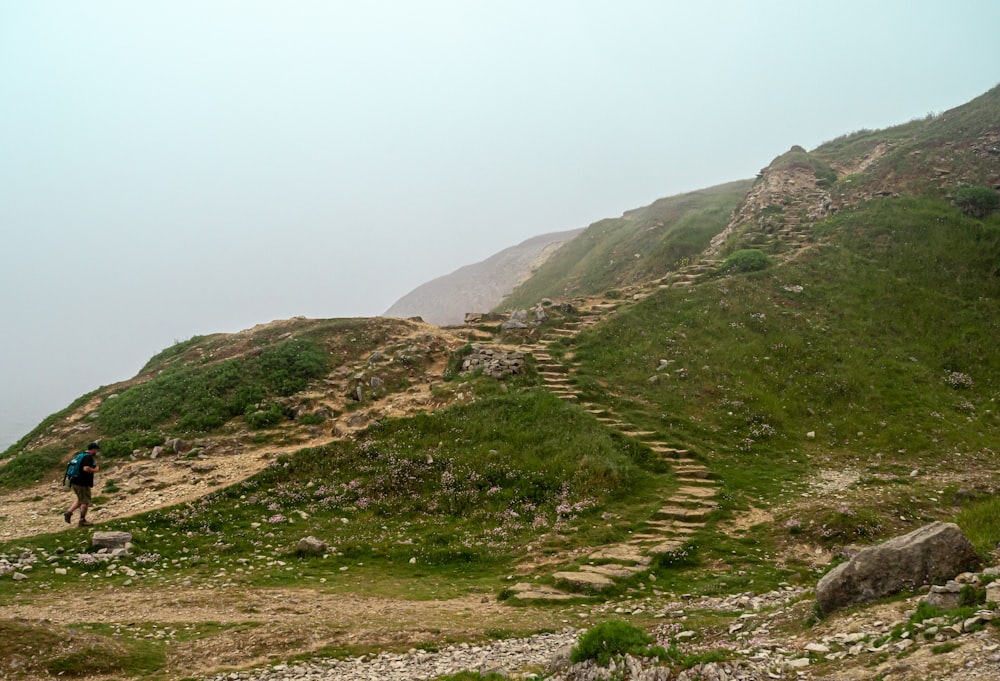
[514,317,725,599]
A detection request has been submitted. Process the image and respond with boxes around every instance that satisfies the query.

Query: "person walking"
[64,442,100,527]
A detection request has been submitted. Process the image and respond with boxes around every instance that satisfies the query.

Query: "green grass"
[502,180,752,308]
[814,84,1000,200]
[0,445,65,490]
[0,619,165,679]
[133,386,648,568]
[98,337,331,435]
[954,496,1000,556]
[0,376,670,599]
[767,145,838,187]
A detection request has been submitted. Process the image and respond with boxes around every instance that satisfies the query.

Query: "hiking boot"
[78,519,94,527]
[64,511,72,524]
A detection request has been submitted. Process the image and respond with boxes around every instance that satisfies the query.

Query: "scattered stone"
[460,343,525,378]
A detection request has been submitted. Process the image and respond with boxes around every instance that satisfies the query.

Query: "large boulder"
[816,522,980,615]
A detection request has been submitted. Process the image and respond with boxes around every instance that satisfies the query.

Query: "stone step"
[647,539,691,556]
[509,583,577,601]
[648,445,689,456]
[588,546,652,565]
[644,520,701,535]
[675,477,716,488]
[541,377,572,386]
[580,563,645,579]
[674,485,718,499]
[656,504,717,521]
[672,466,711,478]
[553,570,615,591]
[536,362,565,369]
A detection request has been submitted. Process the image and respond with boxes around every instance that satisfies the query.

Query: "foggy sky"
[2,1,998,449]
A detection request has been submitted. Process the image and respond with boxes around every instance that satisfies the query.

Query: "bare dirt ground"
[2,586,563,678]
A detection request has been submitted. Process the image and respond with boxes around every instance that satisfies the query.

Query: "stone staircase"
[659,258,723,289]
[506,300,721,600]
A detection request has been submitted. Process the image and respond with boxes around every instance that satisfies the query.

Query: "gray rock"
[297,536,327,556]
[816,522,980,615]
[165,438,187,454]
[927,581,963,609]
[92,531,133,550]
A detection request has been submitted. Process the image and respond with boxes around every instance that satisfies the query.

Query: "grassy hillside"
[1,318,431,469]
[566,196,1000,550]
[501,180,752,309]
[814,83,1000,199]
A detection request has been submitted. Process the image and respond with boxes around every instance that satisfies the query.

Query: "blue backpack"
[63,452,87,486]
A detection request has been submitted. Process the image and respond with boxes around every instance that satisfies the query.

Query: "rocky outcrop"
[706,148,833,258]
[460,344,525,378]
[816,522,981,615]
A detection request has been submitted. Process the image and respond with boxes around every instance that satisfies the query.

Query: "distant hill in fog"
[383,229,582,325]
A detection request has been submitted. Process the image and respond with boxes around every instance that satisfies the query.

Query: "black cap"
[87,442,100,451]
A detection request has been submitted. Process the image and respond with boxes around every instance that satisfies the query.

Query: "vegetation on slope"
[568,196,1000,548]
[814,83,1000,199]
[1,317,431,475]
[501,180,752,308]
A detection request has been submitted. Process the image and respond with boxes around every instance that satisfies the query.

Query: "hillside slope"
[707,83,1000,257]
[501,180,752,308]
[1,85,1000,681]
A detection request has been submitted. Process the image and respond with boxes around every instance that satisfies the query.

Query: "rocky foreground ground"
[6,534,1000,680]
[197,582,1000,681]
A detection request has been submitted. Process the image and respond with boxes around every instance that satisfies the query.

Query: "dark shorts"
[71,483,92,505]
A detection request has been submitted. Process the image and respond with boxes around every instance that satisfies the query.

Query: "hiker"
[65,442,100,527]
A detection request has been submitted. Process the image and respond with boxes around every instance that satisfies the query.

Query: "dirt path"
[1,585,563,677]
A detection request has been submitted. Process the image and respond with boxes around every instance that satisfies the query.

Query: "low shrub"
[953,185,999,218]
[723,249,770,273]
[570,620,664,666]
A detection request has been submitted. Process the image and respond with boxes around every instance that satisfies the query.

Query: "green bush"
[245,402,289,429]
[953,185,999,218]
[723,249,770,273]
[570,620,662,666]
[98,338,329,435]
[99,432,165,459]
